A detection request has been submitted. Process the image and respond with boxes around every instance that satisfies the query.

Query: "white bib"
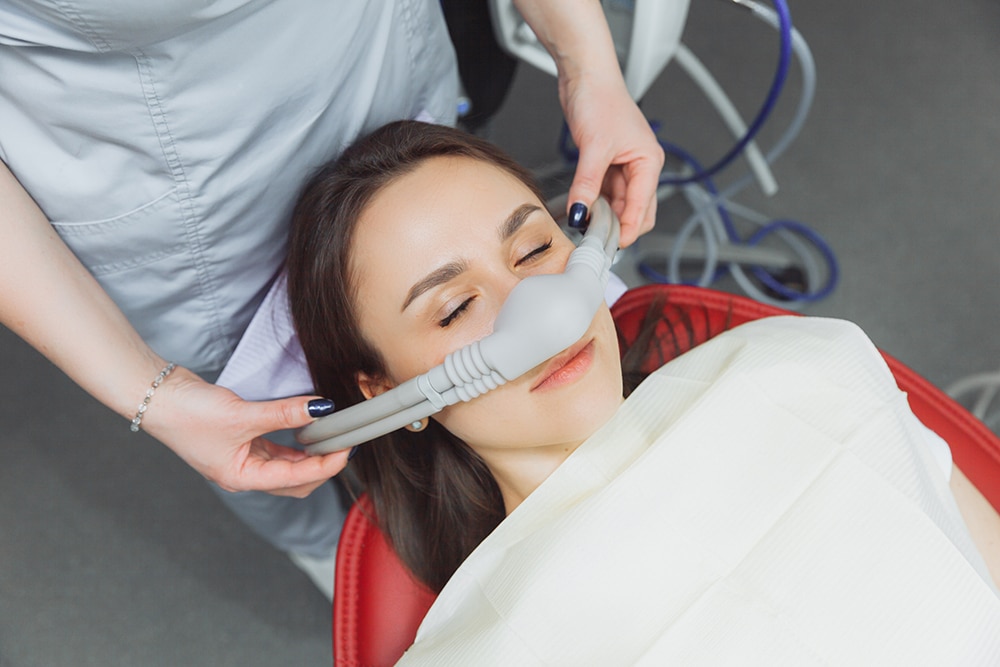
[399,317,1000,666]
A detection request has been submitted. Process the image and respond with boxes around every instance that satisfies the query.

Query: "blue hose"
[659,0,793,186]
[642,138,839,304]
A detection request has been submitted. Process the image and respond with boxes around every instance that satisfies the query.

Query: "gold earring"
[405,418,429,432]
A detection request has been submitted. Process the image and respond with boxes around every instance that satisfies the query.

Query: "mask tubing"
[305,400,438,454]
[297,375,426,444]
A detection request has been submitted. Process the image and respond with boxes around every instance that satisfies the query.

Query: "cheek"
[433,314,624,448]
[360,299,468,384]
[434,385,619,450]
[433,390,516,443]
[385,326,494,386]
[431,381,572,452]
[373,301,500,385]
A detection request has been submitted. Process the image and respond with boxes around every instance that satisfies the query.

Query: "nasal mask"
[297,197,620,455]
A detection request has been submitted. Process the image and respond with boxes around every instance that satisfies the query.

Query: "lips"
[530,338,595,392]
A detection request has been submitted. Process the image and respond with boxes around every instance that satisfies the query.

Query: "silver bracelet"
[130,362,177,433]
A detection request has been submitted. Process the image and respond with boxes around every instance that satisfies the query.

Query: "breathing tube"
[297,197,620,455]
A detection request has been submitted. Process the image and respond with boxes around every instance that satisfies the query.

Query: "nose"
[487,245,573,332]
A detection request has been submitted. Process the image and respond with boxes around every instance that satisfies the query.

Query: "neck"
[477,440,584,514]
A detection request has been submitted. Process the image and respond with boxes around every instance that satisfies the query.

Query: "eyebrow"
[401,260,468,312]
[401,203,543,312]
[498,203,542,242]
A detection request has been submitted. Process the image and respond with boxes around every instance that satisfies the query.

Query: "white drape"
[399,317,1000,666]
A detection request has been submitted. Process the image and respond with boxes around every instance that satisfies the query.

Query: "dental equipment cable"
[640,136,838,307]
[661,0,792,186]
[296,197,620,454]
[632,0,837,307]
[719,0,816,199]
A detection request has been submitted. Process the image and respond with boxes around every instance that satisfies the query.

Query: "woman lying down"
[287,121,1000,665]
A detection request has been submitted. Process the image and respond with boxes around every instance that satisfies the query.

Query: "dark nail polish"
[307,398,335,418]
[568,202,588,229]
[348,446,359,460]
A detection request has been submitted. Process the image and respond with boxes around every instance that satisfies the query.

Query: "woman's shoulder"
[724,314,873,350]
[694,314,878,365]
[647,315,899,404]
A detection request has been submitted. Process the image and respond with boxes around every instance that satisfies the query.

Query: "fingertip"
[568,202,589,229]
[306,397,335,418]
[568,172,601,216]
[619,211,650,249]
[618,225,638,248]
[618,185,659,247]
[567,187,597,217]
[320,449,351,477]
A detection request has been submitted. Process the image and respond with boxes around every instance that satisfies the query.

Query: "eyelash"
[515,238,553,267]
[438,239,554,328]
[438,296,474,328]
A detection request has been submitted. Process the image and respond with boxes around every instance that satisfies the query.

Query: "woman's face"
[351,156,623,458]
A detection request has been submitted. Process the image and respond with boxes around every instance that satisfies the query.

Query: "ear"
[356,371,396,400]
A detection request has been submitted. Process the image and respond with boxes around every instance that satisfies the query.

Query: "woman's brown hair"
[287,120,543,592]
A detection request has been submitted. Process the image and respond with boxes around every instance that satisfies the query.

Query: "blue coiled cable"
[659,0,793,186]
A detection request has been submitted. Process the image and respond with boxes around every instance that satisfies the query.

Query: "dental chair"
[332,284,1000,666]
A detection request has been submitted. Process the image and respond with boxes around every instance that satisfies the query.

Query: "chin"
[543,383,622,442]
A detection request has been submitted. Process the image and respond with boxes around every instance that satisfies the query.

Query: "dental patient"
[287,121,1000,664]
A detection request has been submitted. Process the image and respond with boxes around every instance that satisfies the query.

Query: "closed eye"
[438,239,553,327]
[439,296,475,328]
[515,239,553,267]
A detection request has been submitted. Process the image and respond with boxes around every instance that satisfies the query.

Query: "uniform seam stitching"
[133,49,231,362]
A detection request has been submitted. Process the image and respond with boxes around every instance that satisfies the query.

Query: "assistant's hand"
[560,74,664,247]
[1,160,347,497]
[508,0,663,246]
[142,366,349,497]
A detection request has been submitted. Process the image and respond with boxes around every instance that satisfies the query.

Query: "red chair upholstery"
[332,495,436,667]
[333,285,1000,666]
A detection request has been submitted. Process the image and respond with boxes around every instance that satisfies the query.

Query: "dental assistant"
[0,0,664,595]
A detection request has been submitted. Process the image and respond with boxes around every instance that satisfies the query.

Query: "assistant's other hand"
[561,75,664,248]
[141,366,349,496]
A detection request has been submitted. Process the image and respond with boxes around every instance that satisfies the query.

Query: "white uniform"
[0,0,458,558]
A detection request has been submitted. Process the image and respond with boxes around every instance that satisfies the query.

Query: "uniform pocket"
[50,188,187,276]
[50,187,225,368]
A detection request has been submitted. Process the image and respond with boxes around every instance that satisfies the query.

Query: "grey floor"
[2,1,998,665]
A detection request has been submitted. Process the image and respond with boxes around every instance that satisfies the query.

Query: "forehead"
[366,155,532,225]
[350,155,539,268]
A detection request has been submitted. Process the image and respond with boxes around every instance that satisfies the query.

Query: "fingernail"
[568,202,588,229]
[348,446,359,460]
[307,398,335,418]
